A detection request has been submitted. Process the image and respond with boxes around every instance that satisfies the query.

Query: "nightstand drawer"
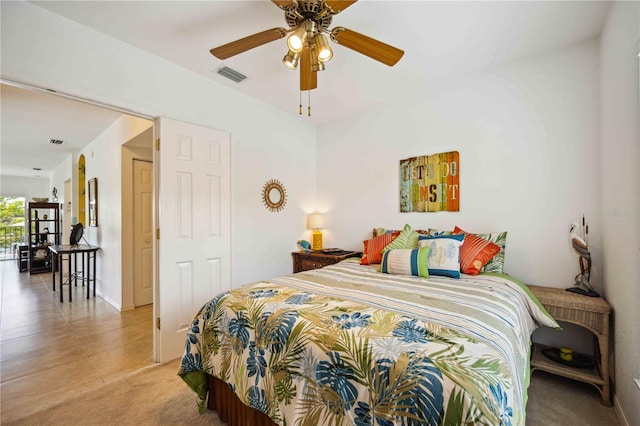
[300,259,331,271]
[292,250,362,273]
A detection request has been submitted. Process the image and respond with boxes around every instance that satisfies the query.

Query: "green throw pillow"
[383,224,419,252]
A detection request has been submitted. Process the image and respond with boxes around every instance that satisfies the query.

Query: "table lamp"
[307,213,324,251]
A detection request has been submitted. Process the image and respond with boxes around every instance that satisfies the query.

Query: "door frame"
[2,77,164,360]
[121,139,155,311]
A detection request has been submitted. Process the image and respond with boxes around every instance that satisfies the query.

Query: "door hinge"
[156,317,161,330]
[156,138,160,150]
[156,228,160,240]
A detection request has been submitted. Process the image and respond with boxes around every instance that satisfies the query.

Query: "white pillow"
[417,234,465,278]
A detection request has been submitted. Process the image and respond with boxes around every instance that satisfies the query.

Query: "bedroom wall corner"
[316,40,602,291]
[600,1,640,425]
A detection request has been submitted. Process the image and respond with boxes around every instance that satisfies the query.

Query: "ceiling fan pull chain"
[299,91,302,115]
[308,91,311,116]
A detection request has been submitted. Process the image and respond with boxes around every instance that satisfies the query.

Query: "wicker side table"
[529,285,612,406]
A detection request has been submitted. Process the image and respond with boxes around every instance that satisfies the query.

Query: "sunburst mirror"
[262,179,287,212]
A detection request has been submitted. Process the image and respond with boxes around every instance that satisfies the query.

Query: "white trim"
[0,77,155,121]
[614,396,629,426]
[96,288,122,312]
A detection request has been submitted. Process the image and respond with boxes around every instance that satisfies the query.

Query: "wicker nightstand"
[529,285,612,406]
[292,250,362,273]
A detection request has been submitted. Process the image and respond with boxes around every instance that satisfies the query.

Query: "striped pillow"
[453,228,501,275]
[382,224,420,252]
[380,247,430,278]
[361,232,401,265]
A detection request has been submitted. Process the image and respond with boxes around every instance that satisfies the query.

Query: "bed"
[178,256,558,426]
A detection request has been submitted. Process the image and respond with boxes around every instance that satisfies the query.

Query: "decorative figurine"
[567,216,599,297]
[297,240,311,253]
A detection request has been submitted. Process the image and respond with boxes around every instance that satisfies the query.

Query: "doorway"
[2,79,156,359]
[0,196,26,262]
[2,79,232,363]
[121,127,154,310]
[133,160,153,307]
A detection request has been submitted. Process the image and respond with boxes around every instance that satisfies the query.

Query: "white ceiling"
[0,83,124,178]
[1,0,611,178]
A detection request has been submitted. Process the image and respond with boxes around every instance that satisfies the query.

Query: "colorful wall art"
[400,151,459,212]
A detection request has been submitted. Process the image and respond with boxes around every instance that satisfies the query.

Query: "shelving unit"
[27,202,61,275]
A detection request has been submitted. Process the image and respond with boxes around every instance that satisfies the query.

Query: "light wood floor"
[0,259,154,423]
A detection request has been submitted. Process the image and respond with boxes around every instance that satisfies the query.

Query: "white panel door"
[156,117,231,362]
[133,160,154,307]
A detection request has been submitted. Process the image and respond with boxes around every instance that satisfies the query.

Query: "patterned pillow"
[453,227,501,275]
[372,227,391,238]
[428,228,452,237]
[380,246,430,278]
[418,234,465,278]
[382,224,420,252]
[454,227,507,274]
[361,232,401,265]
[373,227,430,238]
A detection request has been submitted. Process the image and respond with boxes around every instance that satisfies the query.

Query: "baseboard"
[614,396,629,426]
[96,289,122,311]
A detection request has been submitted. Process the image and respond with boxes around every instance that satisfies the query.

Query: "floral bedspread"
[178,259,557,426]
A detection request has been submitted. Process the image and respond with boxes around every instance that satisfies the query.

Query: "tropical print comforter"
[178,258,558,426]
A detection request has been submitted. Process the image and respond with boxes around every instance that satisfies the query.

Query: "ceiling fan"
[210,0,404,96]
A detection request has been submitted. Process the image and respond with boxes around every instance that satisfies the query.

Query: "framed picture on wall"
[88,177,98,227]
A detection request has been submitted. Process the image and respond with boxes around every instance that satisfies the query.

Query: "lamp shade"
[307,213,324,230]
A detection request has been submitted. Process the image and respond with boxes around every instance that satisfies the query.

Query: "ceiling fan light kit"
[313,33,333,62]
[310,45,325,72]
[283,50,301,70]
[210,0,404,114]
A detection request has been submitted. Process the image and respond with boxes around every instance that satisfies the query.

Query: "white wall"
[0,1,317,293]
[78,115,152,308]
[49,154,73,235]
[318,41,602,291]
[600,2,640,424]
[0,175,49,202]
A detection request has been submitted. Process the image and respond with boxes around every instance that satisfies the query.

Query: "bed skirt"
[207,375,277,426]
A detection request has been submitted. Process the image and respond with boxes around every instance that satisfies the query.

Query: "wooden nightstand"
[292,250,362,273]
[529,285,612,406]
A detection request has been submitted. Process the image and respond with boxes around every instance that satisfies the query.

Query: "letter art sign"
[400,151,459,212]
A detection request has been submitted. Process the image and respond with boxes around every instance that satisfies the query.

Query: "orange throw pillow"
[453,227,501,275]
[361,232,401,265]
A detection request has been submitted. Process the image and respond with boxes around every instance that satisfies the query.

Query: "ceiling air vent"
[49,139,64,145]
[217,66,247,83]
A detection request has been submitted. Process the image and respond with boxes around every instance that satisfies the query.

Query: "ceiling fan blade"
[210,28,287,60]
[324,0,358,14]
[271,0,296,10]
[300,46,317,91]
[330,27,404,66]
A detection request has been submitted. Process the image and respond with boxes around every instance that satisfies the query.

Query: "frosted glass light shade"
[307,213,324,230]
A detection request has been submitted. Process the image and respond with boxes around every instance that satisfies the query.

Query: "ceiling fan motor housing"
[285,1,333,32]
